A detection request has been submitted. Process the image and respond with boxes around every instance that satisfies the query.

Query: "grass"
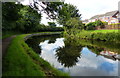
[2,31,22,39]
[76,30,120,42]
[2,31,63,39]
[87,30,119,33]
[2,32,69,77]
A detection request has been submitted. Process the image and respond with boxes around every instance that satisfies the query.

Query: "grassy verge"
[76,30,120,43]
[2,32,69,77]
[2,31,22,39]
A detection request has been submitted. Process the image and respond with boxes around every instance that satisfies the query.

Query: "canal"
[26,34,120,76]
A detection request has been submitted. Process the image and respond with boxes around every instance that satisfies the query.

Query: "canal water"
[26,34,120,76]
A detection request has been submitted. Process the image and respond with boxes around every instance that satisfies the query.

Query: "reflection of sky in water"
[39,38,118,76]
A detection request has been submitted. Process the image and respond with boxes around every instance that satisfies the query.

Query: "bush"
[86,22,96,30]
[85,20,107,30]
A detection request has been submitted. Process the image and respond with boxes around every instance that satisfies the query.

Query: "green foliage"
[34,2,64,19]
[48,22,56,27]
[2,2,42,33]
[2,2,23,30]
[86,22,96,30]
[77,30,120,42]
[2,31,22,39]
[65,18,81,29]
[57,3,81,26]
[16,6,41,33]
[64,18,83,38]
[86,20,107,30]
[102,21,108,25]
[2,2,82,34]
[36,24,64,32]
[2,2,67,34]
[94,20,104,26]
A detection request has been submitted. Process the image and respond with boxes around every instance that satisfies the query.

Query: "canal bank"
[2,32,69,77]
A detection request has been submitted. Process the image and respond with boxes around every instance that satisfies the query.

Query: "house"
[112,1,120,23]
[82,19,89,24]
[83,11,119,24]
[82,10,120,30]
[112,11,120,23]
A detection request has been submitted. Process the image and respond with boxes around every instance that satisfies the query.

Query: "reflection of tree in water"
[78,39,120,54]
[55,39,83,68]
[26,34,61,54]
[25,37,42,54]
[48,39,56,44]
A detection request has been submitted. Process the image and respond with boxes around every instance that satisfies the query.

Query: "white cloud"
[64,0,120,20]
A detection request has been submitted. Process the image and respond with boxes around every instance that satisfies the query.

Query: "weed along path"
[2,35,16,57]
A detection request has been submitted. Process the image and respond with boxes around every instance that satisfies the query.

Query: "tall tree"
[64,18,83,37]
[57,3,81,26]
[2,2,23,30]
[16,5,41,33]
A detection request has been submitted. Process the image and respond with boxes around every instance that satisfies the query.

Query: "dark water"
[26,35,120,76]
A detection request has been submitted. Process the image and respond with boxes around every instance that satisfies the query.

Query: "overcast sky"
[21,0,120,25]
[65,0,120,20]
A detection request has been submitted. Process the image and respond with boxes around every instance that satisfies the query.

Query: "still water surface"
[26,35,120,76]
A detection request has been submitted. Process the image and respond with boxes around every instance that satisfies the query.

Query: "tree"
[16,5,41,33]
[86,20,107,30]
[65,18,82,29]
[86,22,96,30]
[94,20,104,26]
[57,3,81,26]
[2,2,23,30]
[64,18,83,37]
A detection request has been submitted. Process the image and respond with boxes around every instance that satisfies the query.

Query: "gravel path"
[2,35,16,57]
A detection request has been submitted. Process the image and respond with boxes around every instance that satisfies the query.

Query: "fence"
[95,24,120,30]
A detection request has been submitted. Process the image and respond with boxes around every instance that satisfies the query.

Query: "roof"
[82,19,89,22]
[90,10,118,19]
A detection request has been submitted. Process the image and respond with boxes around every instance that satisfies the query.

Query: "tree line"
[2,1,82,33]
[2,1,107,34]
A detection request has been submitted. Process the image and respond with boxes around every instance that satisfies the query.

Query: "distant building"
[112,1,120,23]
[82,19,89,24]
[83,11,119,24]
